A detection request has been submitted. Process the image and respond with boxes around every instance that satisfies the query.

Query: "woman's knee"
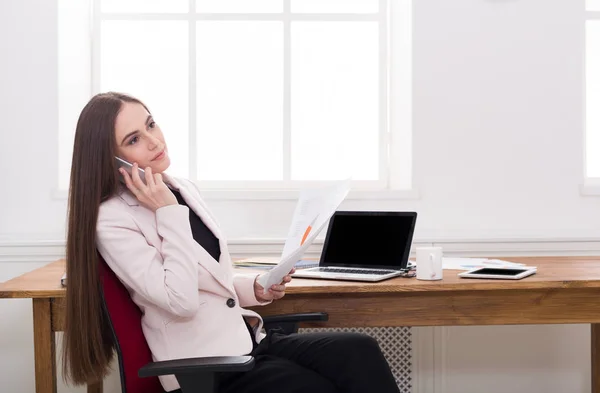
[339,332,380,350]
[324,332,384,360]
[353,333,380,349]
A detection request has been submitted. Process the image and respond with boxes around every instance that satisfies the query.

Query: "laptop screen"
[320,211,417,270]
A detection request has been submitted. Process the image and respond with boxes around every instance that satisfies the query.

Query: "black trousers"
[213,330,400,393]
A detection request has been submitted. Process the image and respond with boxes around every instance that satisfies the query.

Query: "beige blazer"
[96,174,268,392]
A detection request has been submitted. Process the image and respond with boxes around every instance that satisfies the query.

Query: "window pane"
[291,0,378,13]
[101,0,188,13]
[196,22,283,181]
[58,0,92,190]
[101,21,189,177]
[588,0,600,11]
[291,22,379,181]
[587,21,600,177]
[196,0,282,13]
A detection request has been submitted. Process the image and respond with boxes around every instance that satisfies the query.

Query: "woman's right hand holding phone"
[119,163,178,212]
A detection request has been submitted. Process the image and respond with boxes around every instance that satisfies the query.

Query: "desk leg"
[593,324,600,393]
[88,381,103,393]
[33,298,57,393]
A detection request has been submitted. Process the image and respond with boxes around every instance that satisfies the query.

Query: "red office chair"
[98,255,327,393]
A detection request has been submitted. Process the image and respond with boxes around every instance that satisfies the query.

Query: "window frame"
[55,0,416,201]
[583,5,600,195]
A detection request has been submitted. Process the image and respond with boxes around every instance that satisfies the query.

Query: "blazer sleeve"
[233,273,271,308]
[96,203,201,318]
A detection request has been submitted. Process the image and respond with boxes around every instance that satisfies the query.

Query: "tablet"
[458,267,537,280]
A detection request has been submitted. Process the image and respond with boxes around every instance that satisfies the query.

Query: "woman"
[62,92,400,393]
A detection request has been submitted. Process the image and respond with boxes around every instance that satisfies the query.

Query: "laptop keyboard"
[314,267,394,275]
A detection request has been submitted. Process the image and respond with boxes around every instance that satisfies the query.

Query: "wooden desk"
[3,256,600,393]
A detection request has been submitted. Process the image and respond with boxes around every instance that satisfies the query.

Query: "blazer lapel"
[117,185,139,206]
[164,175,235,294]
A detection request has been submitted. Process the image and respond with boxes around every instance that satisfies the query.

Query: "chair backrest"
[99,255,164,393]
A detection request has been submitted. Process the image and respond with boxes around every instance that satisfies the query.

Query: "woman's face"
[114,102,170,174]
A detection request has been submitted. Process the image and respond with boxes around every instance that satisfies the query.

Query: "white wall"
[0,0,595,392]
[410,0,593,241]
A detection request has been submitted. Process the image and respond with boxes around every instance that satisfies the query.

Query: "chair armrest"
[262,312,328,335]
[138,355,254,378]
[262,312,329,325]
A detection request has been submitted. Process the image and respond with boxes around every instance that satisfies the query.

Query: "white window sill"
[580,179,600,196]
[51,188,420,201]
[200,188,421,201]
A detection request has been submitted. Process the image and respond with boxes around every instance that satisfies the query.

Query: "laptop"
[292,211,417,282]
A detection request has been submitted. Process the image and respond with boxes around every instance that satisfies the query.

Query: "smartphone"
[115,156,147,185]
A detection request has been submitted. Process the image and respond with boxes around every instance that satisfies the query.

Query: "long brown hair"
[62,92,149,385]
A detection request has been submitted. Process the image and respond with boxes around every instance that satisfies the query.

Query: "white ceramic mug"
[416,247,443,280]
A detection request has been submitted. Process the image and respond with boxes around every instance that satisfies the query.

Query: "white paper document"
[234,257,280,266]
[256,179,351,293]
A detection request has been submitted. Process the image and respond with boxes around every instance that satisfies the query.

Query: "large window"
[587,0,600,181]
[58,0,412,197]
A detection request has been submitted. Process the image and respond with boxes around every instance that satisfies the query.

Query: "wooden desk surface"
[0,260,65,298]
[3,256,600,299]
[5,256,600,393]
